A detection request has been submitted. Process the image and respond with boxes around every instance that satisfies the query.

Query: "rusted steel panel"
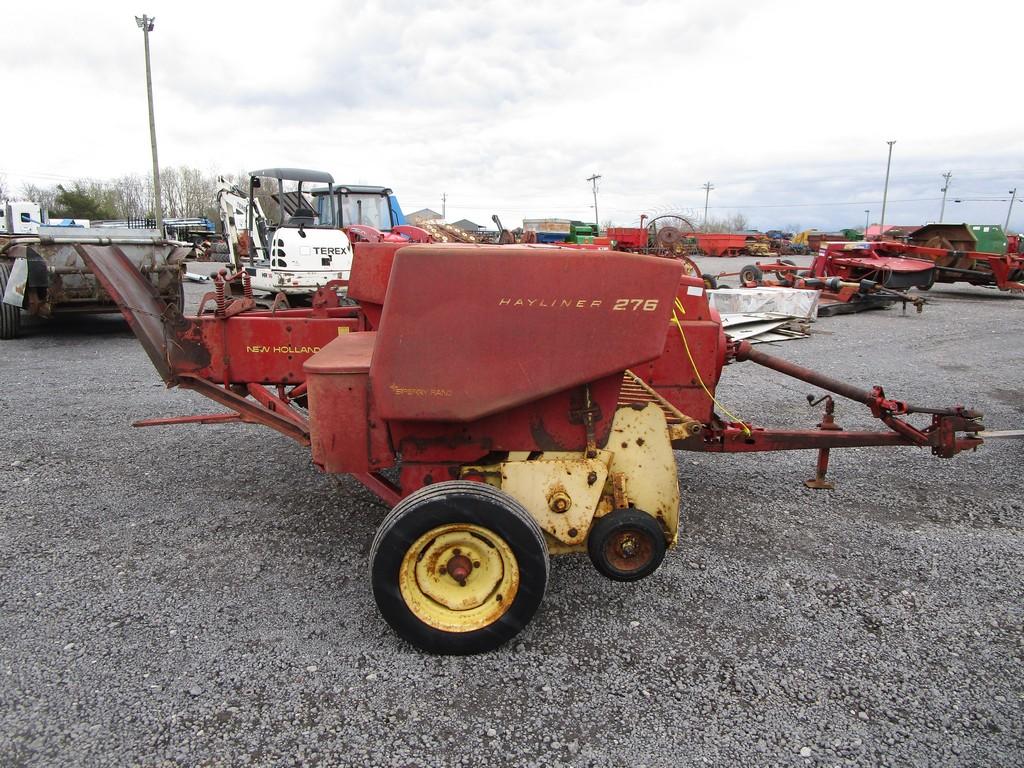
[15,237,186,316]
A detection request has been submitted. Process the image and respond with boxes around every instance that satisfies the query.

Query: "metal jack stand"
[805,394,842,489]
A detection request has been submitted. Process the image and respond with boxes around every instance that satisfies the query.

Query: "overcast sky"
[3,0,1021,232]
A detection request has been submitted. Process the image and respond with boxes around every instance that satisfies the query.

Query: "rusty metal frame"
[673,341,984,478]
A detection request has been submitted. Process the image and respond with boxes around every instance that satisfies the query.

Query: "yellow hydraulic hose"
[671,297,752,436]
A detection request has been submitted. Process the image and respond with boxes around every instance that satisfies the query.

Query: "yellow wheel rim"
[398,523,520,633]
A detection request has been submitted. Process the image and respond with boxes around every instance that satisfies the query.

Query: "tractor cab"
[315,185,397,231]
[313,184,419,245]
[242,168,354,297]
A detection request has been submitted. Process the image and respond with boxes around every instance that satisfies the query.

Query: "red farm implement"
[712,259,925,316]
[76,241,998,654]
[814,241,1024,293]
[688,232,748,257]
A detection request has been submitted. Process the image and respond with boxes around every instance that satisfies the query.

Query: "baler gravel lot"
[1,262,1022,767]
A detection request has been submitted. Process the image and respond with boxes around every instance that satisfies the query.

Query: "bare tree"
[0,174,8,201]
[17,166,222,222]
[702,212,749,232]
[20,182,58,215]
[179,166,215,217]
[110,174,148,218]
[160,166,182,218]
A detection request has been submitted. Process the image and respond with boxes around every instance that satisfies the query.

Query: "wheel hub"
[398,524,520,632]
[618,533,639,558]
[605,529,654,571]
[446,553,473,585]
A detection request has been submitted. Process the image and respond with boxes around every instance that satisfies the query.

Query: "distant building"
[451,218,482,231]
[406,208,443,225]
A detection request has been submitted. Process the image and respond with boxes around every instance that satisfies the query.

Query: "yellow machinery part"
[398,523,520,633]
[461,402,682,552]
[603,403,681,545]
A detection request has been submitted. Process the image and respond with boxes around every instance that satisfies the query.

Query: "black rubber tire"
[702,274,718,290]
[0,262,23,340]
[369,481,549,655]
[173,280,185,312]
[587,508,667,582]
[917,268,936,292]
[739,264,764,284]
[774,259,797,282]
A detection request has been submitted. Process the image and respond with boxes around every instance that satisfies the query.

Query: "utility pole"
[879,140,896,235]
[702,181,714,229]
[939,171,952,223]
[864,209,870,236]
[586,174,601,231]
[441,192,447,220]
[1006,188,1017,232]
[135,14,163,234]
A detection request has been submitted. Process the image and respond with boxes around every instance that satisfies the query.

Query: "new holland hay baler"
[75,242,988,654]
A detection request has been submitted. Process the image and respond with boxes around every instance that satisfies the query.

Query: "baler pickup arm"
[72,244,313,445]
[74,244,177,383]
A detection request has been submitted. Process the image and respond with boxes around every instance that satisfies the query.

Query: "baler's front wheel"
[370,481,549,654]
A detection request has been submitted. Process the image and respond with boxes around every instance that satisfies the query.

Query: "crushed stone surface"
[0,268,1021,766]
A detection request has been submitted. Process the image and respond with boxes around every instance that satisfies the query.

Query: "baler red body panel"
[306,245,689,477]
[171,314,362,384]
[369,245,684,423]
[630,276,726,425]
[347,241,402,329]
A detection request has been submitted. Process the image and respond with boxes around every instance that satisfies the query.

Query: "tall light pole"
[586,174,601,231]
[441,192,447,220]
[136,14,163,234]
[702,181,715,230]
[879,140,896,235]
[864,209,870,236]
[939,171,952,223]
[1006,188,1017,232]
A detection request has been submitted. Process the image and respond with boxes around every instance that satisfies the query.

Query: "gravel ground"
[1,260,1022,767]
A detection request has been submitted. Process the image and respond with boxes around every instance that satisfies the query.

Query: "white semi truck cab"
[0,201,44,234]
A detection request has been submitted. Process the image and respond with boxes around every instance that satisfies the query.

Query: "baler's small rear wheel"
[369,480,548,654]
[587,509,666,582]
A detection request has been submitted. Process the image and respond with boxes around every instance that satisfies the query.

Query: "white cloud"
[2,0,1021,231]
